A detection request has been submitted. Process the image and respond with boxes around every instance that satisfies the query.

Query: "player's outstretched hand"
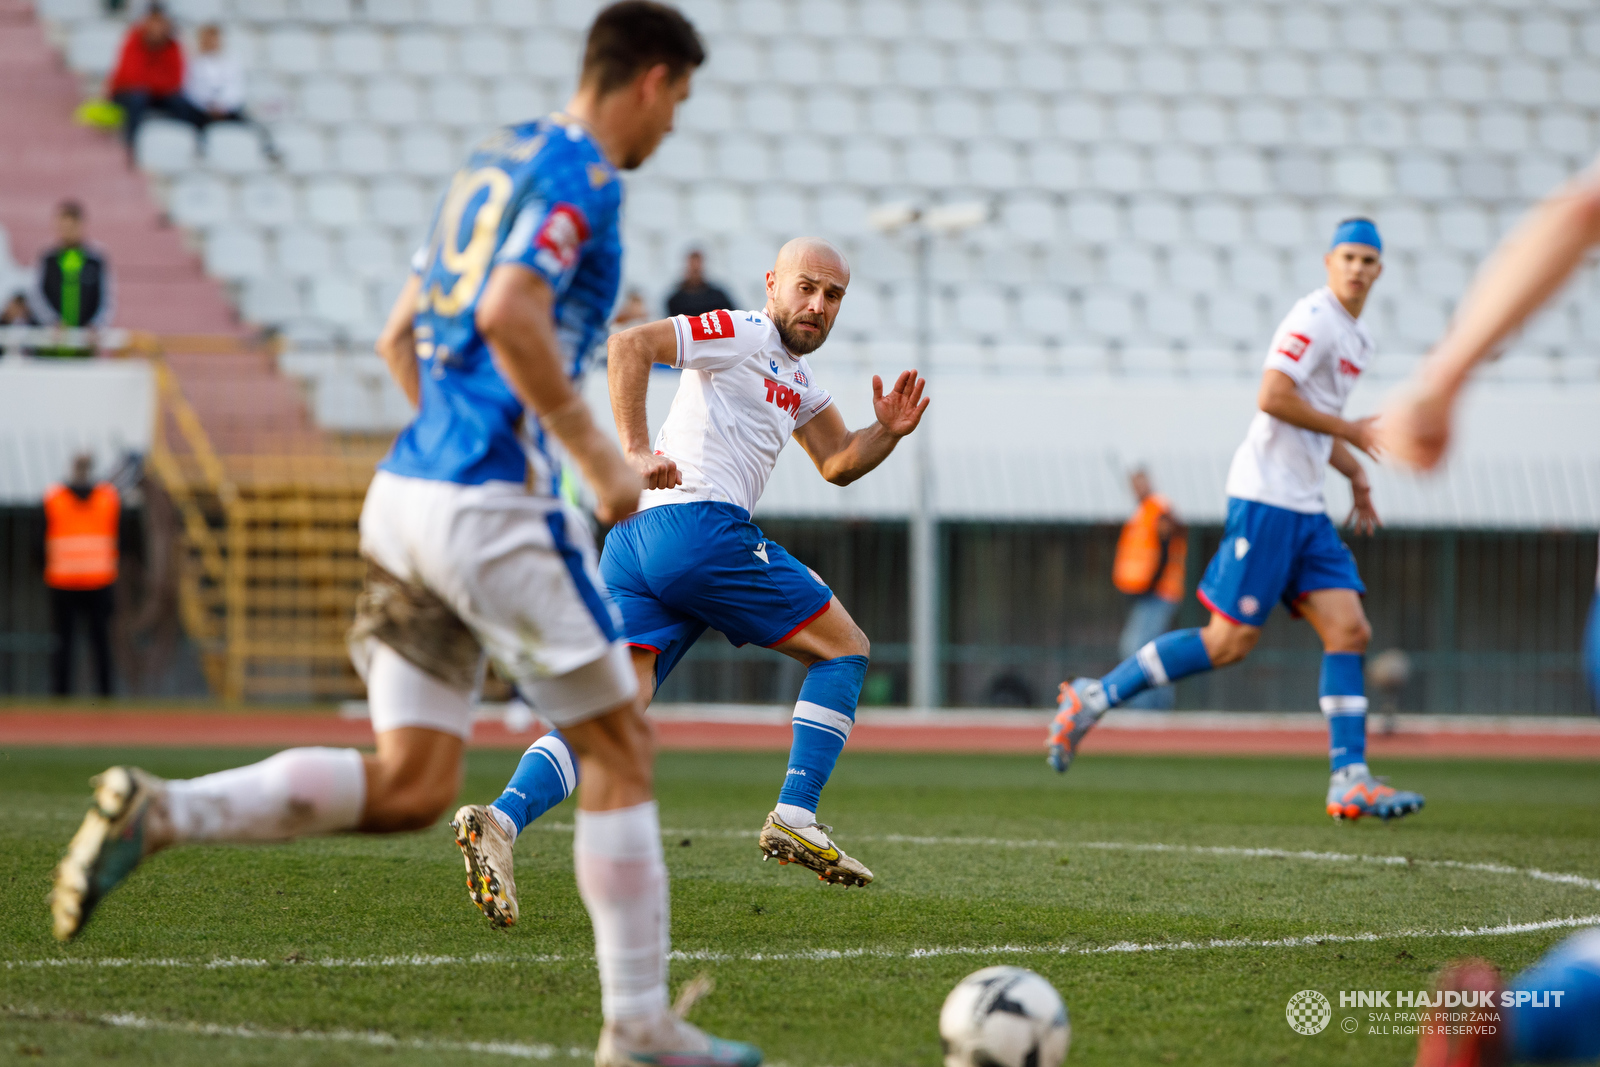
[1377,379,1453,472]
[874,370,929,438]
[1344,482,1382,536]
[1345,414,1383,460]
[628,449,683,491]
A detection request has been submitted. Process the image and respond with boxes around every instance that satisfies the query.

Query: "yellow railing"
[143,339,381,702]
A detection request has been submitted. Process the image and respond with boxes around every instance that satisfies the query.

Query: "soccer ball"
[939,966,1071,1067]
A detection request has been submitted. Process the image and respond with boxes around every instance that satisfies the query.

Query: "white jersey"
[640,309,834,515]
[1225,286,1373,514]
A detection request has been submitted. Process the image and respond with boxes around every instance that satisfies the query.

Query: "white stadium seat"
[1106,246,1158,289]
[892,41,946,90]
[275,124,328,175]
[867,90,921,137]
[397,127,457,178]
[1167,245,1221,293]
[1211,149,1269,195]
[688,183,749,235]
[39,0,97,19]
[167,174,234,228]
[1023,143,1081,192]
[330,28,386,73]
[487,0,543,29]
[239,177,298,227]
[310,273,371,327]
[1081,288,1135,339]
[305,178,366,227]
[1066,195,1121,243]
[339,231,401,279]
[717,137,775,183]
[1206,291,1264,344]
[67,22,122,75]
[420,0,482,27]
[1018,284,1072,339]
[136,120,199,175]
[205,225,268,280]
[300,75,358,123]
[427,77,487,126]
[332,125,393,176]
[839,138,892,186]
[240,276,303,323]
[299,0,355,24]
[1142,292,1199,341]
[276,227,335,278]
[365,75,422,125]
[264,26,323,73]
[395,29,456,76]
[746,86,799,133]
[751,185,805,234]
[1128,197,1182,244]
[205,124,268,175]
[1191,197,1245,245]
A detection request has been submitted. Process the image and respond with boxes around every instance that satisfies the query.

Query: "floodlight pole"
[908,227,938,711]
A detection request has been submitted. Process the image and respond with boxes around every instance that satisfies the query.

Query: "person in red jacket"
[107,4,206,158]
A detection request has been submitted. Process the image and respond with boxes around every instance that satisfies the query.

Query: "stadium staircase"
[3,0,372,701]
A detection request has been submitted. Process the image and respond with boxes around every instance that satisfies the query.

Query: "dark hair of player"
[581,1,706,95]
[57,200,84,220]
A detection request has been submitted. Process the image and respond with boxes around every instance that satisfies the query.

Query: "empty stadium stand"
[30,0,1600,390]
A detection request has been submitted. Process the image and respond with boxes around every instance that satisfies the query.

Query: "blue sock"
[1099,629,1213,707]
[491,730,578,837]
[1508,929,1600,1063]
[1320,652,1367,772]
[776,654,869,815]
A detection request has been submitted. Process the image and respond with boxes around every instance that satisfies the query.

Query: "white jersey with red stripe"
[640,308,834,515]
[1225,286,1374,514]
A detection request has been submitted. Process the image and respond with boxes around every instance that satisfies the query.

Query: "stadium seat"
[364,0,416,27]
[168,174,234,228]
[238,176,298,226]
[1106,246,1158,290]
[329,28,386,73]
[275,124,328,175]
[67,22,121,75]
[300,75,358,124]
[366,74,422,125]
[276,226,335,278]
[205,225,268,280]
[305,179,366,227]
[265,26,323,73]
[136,120,199,175]
[205,124,268,175]
[334,125,393,176]
[397,127,456,177]
[427,77,487,126]
[395,28,455,76]
[38,0,97,20]
[1082,288,1135,339]
[310,273,370,327]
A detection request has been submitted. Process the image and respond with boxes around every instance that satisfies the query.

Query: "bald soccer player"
[453,238,929,923]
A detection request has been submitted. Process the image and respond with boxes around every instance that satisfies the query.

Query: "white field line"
[8,914,1600,974]
[0,1004,587,1060]
[8,831,1596,973]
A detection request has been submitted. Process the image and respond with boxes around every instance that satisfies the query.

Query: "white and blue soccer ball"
[939,966,1071,1067]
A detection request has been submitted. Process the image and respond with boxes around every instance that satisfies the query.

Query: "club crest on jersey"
[1235,537,1250,560]
[793,369,807,386]
[1338,357,1362,377]
[533,203,590,276]
[689,309,734,341]
[764,379,802,418]
[1275,332,1311,361]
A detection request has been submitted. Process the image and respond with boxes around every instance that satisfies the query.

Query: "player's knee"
[1332,618,1372,654]
[1204,622,1260,666]
[363,781,455,832]
[841,622,870,660]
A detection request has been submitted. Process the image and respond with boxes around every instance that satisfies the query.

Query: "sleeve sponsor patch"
[688,309,735,341]
[533,202,590,275]
[1275,332,1312,361]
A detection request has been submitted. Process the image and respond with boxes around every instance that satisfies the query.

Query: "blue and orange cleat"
[1046,678,1109,773]
[1326,767,1425,822]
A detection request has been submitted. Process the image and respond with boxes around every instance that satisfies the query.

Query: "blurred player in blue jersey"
[1046,218,1426,823]
[51,5,762,1064]
[1388,158,1600,1067]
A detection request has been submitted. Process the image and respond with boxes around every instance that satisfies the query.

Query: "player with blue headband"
[1048,217,1426,824]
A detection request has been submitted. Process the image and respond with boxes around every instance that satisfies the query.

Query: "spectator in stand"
[664,249,734,318]
[1110,468,1187,710]
[27,202,114,357]
[44,453,121,697]
[1,289,32,326]
[183,23,278,160]
[107,4,206,159]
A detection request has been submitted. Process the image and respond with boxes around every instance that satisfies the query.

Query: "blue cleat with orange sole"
[1046,678,1109,774]
[1326,767,1425,822]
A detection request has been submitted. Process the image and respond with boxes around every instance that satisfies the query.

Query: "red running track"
[2,711,1599,759]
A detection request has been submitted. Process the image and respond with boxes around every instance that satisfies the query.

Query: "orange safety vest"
[43,482,120,590]
[1113,494,1186,603]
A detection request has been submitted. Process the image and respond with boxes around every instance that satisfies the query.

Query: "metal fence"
[659,519,1599,715]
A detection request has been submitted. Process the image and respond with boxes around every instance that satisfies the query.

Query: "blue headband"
[1330,219,1382,253]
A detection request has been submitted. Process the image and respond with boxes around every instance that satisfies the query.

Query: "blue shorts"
[1197,497,1364,627]
[600,501,834,686]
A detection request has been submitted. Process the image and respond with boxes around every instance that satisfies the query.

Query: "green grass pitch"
[3,746,1598,1065]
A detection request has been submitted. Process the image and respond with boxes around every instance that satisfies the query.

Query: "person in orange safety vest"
[1111,468,1186,709]
[43,453,119,696]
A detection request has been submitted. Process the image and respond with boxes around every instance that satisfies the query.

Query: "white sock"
[488,806,517,839]
[165,747,366,843]
[574,801,670,1023]
[1332,762,1370,782]
[774,803,815,828]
